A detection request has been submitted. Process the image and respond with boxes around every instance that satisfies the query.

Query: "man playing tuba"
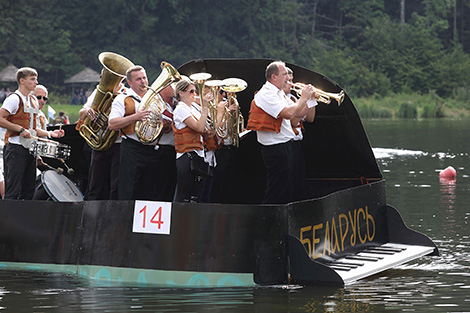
[108,65,163,201]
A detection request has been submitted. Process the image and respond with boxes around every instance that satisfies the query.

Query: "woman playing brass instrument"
[172,77,213,202]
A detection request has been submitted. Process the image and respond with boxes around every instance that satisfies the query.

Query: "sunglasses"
[36,96,48,101]
[187,89,197,94]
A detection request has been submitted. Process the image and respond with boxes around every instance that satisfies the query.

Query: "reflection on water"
[1,119,470,312]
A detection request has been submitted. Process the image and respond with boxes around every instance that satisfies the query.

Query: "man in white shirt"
[108,65,161,200]
[0,67,64,199]
[248,61,315,204]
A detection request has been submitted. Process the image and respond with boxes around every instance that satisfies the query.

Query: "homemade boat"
[0,59,438,287]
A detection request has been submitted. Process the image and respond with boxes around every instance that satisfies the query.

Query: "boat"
[0,59,438,287]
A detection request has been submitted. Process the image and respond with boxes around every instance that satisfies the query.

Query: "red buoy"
[439,166,456,179]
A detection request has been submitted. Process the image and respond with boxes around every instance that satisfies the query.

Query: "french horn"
[135,62,181,143]
[79,52,134,151]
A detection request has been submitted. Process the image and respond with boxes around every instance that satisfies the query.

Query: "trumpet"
[291,82,345,106]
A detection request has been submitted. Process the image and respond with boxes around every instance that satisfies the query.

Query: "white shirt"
[157,99,175,146]
[286,93,317,141]
[1,91,37,145]
[173,101,205,159]
[109,88,157,145]
[253,81,296,145]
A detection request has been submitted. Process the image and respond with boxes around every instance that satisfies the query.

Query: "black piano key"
[345,255,382,262]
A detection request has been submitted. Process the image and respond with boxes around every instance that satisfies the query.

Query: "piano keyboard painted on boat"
[326,243,435,284]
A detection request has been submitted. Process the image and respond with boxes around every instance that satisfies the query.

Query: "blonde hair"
[174,76,193,101]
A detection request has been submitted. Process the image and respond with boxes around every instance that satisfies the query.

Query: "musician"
[108,65,161,201]
[33,85,50,170]
[246,61,315,204]
[78,82,124,200]
[153,84,177,201]
[284,67,316,201]
[172,77,212,202]
[0,67,64,200]
[194,86,219,203]
[33,85,49,130]
[210,89,237,203]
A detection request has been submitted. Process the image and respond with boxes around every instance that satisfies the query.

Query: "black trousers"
[210,145,236,203]
[3,143,36,200]
[291,140,307,201]
[154,145,176,202]
[174,153,202,202]
[260,140,294,204]
[86,143,121,200]
[118,138,163,201]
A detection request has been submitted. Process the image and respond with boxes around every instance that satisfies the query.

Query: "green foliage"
[1,0,470,119]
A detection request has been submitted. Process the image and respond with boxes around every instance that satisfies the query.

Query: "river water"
[0,119,469,312]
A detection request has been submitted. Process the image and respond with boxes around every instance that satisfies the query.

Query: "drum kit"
[26,132,83,202]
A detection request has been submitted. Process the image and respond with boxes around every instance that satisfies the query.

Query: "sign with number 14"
[132,200,172,235]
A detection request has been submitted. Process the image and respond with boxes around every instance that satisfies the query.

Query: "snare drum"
[29,141,71,160]
[34,170,83,202]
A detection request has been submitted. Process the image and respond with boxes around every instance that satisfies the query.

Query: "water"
[1,119,469,312]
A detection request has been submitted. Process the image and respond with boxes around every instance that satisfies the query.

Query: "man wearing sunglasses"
[33,85,49,130]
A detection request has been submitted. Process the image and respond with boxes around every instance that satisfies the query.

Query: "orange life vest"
[246,99,282,133]
[292,120,304,136]
[121,96,138,136]
[75,119,84,131]
[173,125,203,153]
[4,93,38,145]
[204,134,220,151]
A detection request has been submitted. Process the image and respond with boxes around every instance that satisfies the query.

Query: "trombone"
[291,82,345,106]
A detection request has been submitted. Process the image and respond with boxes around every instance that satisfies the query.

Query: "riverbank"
[354,91,470,119]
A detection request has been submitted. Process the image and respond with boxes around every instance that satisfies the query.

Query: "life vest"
[246,99,282,133]
[39,114,46,130]
[121,96,138,136]
[4,93,38,145]
[292,120,304,136]
[173,125,204,153]
[75,119,84,131]
[204,134,220,151]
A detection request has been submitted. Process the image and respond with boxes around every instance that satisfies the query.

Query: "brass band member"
[210,88,237,203]
[0,67,64,200]
[153,84,178,202]
[246,61,315,204]
[172,77,212,202]
[284,67,316,201]
[108,65,161,200]
[78,81,125,200]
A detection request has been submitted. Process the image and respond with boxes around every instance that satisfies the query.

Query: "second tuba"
[135,62,181,143]
[79,52,134,151]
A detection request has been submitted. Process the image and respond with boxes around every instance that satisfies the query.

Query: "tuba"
[79,52,134,151]
[291,83,345,106]
[221,78,247,147]
[135,62,181,143]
